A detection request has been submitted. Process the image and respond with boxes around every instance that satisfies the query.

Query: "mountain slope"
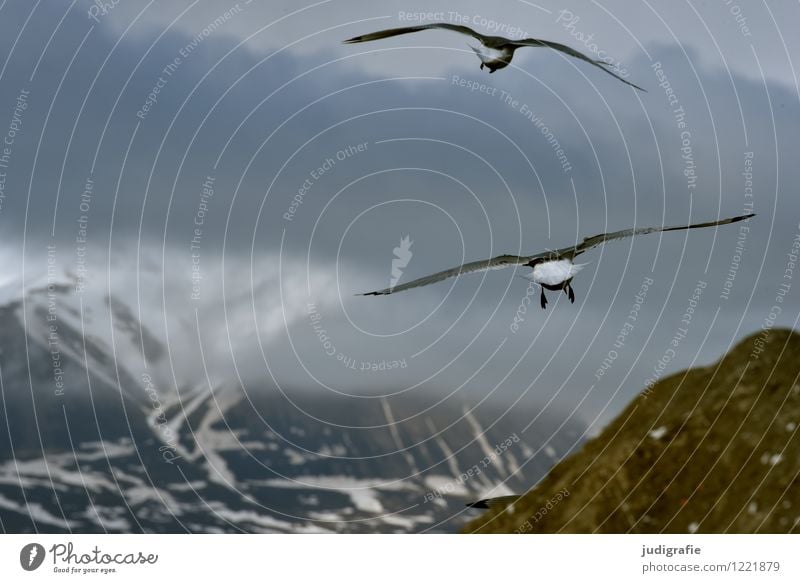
[466,328,800,534]
[0,278,584,533]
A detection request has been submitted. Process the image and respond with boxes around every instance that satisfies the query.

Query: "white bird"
[359,214,754,309]
[343,23,645,91]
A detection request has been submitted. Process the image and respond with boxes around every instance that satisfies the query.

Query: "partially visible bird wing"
[509,37,646,91]
[344,23,487,45]
[359,253,536,296]
[558,213,756,260]
[466,495,522,509]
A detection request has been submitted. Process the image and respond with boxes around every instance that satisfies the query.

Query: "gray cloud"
[1,1,798,428]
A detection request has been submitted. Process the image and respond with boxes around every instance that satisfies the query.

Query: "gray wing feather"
[510,38,645,91]
[559,213,755,259]
[344,23,486,44]
[359,253,533,296]
[359,214,753,296]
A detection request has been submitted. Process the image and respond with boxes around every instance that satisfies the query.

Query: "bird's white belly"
[530,259,578,286]
[474,45,512,65]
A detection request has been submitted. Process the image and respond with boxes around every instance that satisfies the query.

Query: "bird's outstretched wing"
[359,253,537,296]
[510,38,646,91]
[343,23,487,45]
[466,495,522,509]
[359,214,754,296]
[559,213,755,259]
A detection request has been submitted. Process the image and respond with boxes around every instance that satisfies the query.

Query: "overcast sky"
[0,0,798,431]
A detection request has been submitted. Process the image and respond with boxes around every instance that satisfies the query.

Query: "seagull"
[359,214,754,308]
[343,23,645,91]
[467,495,522,510]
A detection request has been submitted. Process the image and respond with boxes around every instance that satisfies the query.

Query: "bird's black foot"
[540,288,548,309]
[479,63,484,70]
[567,284,575,303]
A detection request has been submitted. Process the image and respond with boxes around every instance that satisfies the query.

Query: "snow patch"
[462,405,508,477]
[425,417,462,480]
[168,480,207,492]
[316,444,347,457]
[284,448,311,466]
[424,474,468,496]
[0,493,80,528]
[380,513,434,529]
[258,475,417,515]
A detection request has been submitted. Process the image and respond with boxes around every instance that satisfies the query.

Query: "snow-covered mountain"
[0,277,584,533]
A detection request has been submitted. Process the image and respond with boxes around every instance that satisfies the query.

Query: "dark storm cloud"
[0,0,798,426]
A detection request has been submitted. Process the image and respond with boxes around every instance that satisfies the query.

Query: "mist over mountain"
[0,279,583,533]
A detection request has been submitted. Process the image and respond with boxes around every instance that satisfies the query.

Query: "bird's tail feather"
[468,44,486,60]
[570,262,589,276]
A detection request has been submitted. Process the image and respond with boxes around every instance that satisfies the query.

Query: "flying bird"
[359,214,754,308]
[343,23,645,91]
[467,495,522,510]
